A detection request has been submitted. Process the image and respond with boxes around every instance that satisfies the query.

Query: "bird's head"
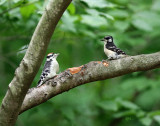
[101,35,113,44]
[47,53,59,61]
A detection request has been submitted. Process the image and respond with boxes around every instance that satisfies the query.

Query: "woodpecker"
[101,35,126,60]
[37,53,59,87]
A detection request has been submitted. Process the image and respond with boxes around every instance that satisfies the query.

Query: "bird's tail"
[37,79,43,87]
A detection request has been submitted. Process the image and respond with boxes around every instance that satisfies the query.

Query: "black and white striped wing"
[115,48,126,55]
[37,61,51,87]
[107,46,117,52]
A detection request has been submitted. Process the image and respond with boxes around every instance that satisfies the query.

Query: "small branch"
[20,52,160,114]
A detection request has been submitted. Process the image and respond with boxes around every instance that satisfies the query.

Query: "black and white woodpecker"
[37,53,59,87]
[101,35,126,60]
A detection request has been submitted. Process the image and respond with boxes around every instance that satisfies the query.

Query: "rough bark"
[0,0,72,126]
[20,52,160,114]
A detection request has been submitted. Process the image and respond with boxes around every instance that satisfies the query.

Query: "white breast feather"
[104,45,117,59]
[49,59,59,78]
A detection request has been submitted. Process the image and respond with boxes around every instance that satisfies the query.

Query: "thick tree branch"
[20,52,160,114]
[0,0,72,126]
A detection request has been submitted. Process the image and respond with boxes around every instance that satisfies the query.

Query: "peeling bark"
[0,0,72,126]
[20,52,160,114]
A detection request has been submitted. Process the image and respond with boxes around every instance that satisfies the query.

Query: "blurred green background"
[0,0,160,125]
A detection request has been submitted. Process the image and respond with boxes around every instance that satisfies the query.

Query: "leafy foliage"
[0,0,160,126]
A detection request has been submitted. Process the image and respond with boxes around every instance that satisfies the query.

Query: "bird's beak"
[101,38,105,41]
[55,53,59,58]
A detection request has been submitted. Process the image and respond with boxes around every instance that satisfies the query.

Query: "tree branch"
[20,52,160,114]
[0,0,72,125]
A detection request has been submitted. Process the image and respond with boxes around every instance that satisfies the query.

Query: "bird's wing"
[115,48,126,55]
[43,60,51,71]
[108,46,126,55]
[37,61,51,86]
[37,68,50,86]
[108,46,117,52]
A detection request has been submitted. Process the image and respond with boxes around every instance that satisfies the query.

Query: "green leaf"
[68,3,75,14]
[121,101,139,110]
[115,0,129,5]
[97,101,118,111]
[81,15,107,27]
[114,20,129,31]
[17,45,28,56]
[80,0,116,8]
[61,11,78,32]
[20,4,36,18]
[0,0,6,5]
[154,116,160,125]
[100,13,114,20]
[148,111,160,117]
[113,110,136,118]
[8,8,21,21]
[136,111,146,118]
[116,98,139,110]
[86,9,99,16]
[13,0,21,3]
[132,11,160,31]
[86,9,114,20]
[139,11,160,27]
[140,117,152,126]
[107,9,129,18]
[81,30,96,38]
[152,0,160,12]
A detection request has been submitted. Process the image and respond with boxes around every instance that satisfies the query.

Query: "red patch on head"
[47,52,54,56]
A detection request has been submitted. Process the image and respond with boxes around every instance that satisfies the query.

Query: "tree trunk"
[0,0,72,126]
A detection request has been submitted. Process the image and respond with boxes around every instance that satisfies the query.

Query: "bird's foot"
[51,74,58,79]
[102,59,110,63]
[108,57,115,60]
[102,59,106,62]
